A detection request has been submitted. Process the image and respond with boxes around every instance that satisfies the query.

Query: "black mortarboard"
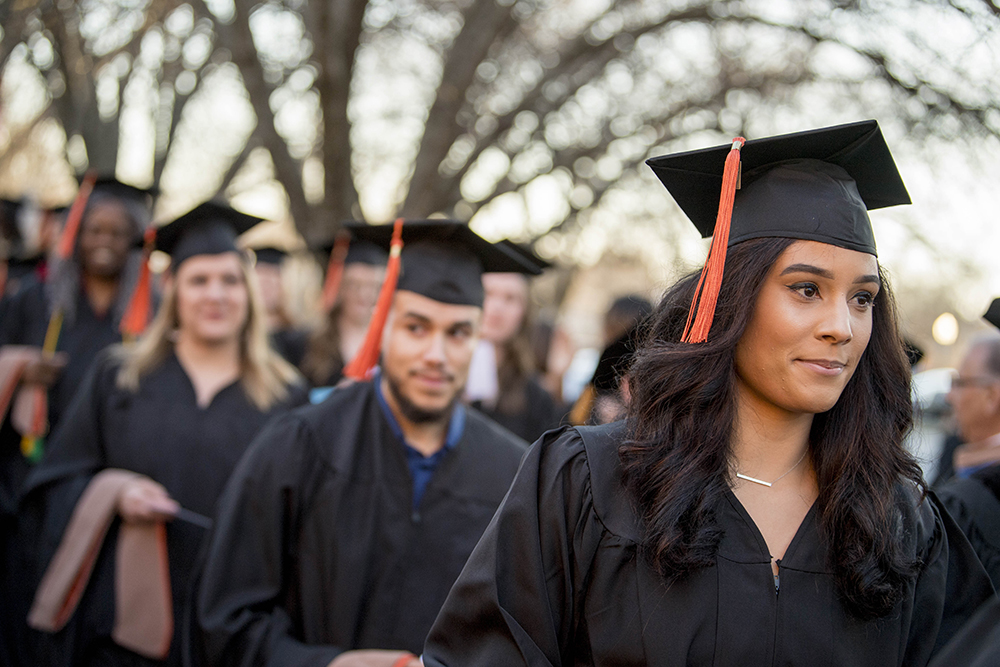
[497,239,553,272]
[985,299,1000,330]
[85,176,159,204]
[345,220,541,307]
[155,201,263,267]
[646,120,909,257]
[251,246,288,266]
[321,234,389,266]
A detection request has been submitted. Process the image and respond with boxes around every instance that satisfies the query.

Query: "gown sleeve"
[422,427,604,667]
[195,413,342,667]
[903,490,996,665]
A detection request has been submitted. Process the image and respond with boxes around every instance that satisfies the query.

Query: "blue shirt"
[373,372,465,508]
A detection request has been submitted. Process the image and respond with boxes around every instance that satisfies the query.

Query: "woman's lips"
[797,359,847,376]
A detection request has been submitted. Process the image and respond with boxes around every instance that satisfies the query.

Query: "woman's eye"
[853,291,875,307]
[791,283,819,298]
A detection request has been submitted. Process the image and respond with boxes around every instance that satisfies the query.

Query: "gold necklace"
[736,450,808,488]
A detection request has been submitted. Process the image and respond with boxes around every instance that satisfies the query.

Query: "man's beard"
[385,369,462,425]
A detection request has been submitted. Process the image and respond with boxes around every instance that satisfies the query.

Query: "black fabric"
[985,297,1000,330]
[252,247,287,266]
[17,351,306,667]
[938,471,1000,589]
[928,594,1000,667]
[422,422,995,667]
[472,376,563,444]
[646,120,909,256]
[270,328,309,368]
[195,380,527,666]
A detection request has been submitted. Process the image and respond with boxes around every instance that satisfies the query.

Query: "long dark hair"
[620,237,922,619]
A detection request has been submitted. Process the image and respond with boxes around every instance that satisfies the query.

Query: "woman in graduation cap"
[299,237,388,387]
[422,121,993,667]
[19,201,307,667]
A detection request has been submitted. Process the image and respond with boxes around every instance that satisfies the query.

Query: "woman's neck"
[338,314,368,361]
[731,383,814,482]
[174,332,242,407]
[83,273,119,317]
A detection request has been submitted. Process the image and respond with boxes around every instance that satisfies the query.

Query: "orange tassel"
[57,171,98,260]
[342,218,405,381]
[119,228,157,338]
[321,233,351,312]
[681,138,745,344]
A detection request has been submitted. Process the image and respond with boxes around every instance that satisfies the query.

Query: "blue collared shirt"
[373,372,466,508]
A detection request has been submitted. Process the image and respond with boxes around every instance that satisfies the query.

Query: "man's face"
[380,290,482,424]
[947,343,1000,443]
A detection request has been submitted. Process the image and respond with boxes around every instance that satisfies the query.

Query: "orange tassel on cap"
[57,171,98,261]
[681,137,745,344]
[119,227,157,338]
[321,232,351,312]
[342,218,404,381]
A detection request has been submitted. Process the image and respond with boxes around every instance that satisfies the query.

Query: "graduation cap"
[346,219,541,307]
[88,176,159,204]
[645,119,909,343]
[250,246,289,266]
[154,201,263,266]
[984,299,1000,331]
[339,219,541,380]
[497,239,553,272]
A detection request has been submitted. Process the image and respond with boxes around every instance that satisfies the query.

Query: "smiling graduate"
[18,201,306,667]
[421,121,993,667]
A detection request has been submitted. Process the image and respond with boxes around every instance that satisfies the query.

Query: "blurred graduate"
[18,202,307,667]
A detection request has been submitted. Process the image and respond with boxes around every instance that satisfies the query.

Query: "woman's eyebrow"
[779,263,833,279]
[778,264,880,286]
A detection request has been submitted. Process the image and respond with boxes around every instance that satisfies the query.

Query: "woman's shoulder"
[536,422,643,543]
[891,480,950,559]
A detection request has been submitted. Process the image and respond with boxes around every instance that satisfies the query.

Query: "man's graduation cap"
[339,219,541,380]
[984,299,1000,330]
[497,239,553,272]
[119,201,262,337]
[645,120,909,343]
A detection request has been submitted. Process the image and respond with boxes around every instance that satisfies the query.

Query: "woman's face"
[734,240,880,417]
[174,252,249,346]
[481,272,529,345]
[78,200,134,278]
[340,262,385,326]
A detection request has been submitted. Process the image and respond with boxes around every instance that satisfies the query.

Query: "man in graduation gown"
[195,221,540,667]
[937,300,1000,588]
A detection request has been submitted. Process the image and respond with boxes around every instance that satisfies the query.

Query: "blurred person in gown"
[936,301,1000,589]
[568,294,652,425]
[18,202,307,667]
[299,239,387,387]
[465,244,563,442]
[250,246,310,367]
[0,178,157,666]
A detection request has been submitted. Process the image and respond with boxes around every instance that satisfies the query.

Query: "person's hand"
[117,478,179,523]
[21,350,68,387]
[328,650,421,667]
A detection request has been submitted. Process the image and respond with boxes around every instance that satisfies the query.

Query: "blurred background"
[2,0,999,422]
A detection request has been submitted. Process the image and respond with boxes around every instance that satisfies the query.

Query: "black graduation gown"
[937,464,1000,589]
[196,380,528,666]
[423,422,996,667]
[0,279,127,666]
[19,351,307,667]
[472,375,564,444]
[927,594,1000,667]
[270,328,309,368]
